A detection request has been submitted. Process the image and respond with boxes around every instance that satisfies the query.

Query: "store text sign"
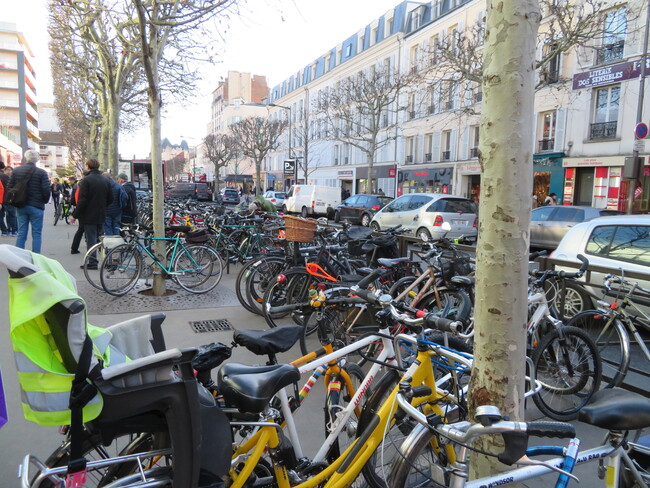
[573,59,650,90]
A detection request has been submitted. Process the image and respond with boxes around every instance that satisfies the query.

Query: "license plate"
[452,220,468,226]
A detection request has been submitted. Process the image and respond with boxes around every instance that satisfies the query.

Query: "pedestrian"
[70,159,112,268]
[2,166,17,236]
[543,193,558,206]
[68,176,84,255]
[377,188,385,196]
[8,149,50,253]
[51,177,62,208]
[103,172,127,235]
[0,161,9,236]
[117,173,137,224]
[532,193,538,209]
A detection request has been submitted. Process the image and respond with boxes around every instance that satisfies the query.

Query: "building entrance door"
[574,167,594,206]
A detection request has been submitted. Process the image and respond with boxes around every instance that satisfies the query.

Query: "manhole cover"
[190,319,234,333]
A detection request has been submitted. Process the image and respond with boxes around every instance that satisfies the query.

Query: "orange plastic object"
[305,262,338,282]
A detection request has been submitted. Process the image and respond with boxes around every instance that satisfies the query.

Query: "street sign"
[283,159,296,176]
[634,139,646,153]
[635,123,648,139]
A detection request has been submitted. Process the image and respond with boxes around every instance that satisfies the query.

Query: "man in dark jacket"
[9,150,51,253]
[70,158,112,268]
[118,173,138,224]
[0,161,9,235]
[103,172,125,235]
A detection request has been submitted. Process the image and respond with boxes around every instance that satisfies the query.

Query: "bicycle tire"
[531,326,602,421]
[243,257,287,315]
[53,204,61,226]
[83,241,108,290]
[100,244,143,296]
[418,288,473,332]
[262,269,314,328]
[324,363,365,466]
[566,310,630,388]
[235,258,264,313]
[388,422,450,488]
[173,245,223,293]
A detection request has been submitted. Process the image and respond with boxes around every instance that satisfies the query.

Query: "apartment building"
[0,22,39,165]
[265,0,650,211]
[208,71,269,189]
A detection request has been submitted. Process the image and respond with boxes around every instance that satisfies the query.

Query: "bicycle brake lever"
[515,456,579,482]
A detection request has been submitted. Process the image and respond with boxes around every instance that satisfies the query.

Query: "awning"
[225,174,253,182]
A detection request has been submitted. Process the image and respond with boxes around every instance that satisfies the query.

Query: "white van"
[283,185,341,218]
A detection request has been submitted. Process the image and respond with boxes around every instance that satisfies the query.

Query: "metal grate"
[190,319,234,333]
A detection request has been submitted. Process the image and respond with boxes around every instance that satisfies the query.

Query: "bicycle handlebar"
[356,267,391,289]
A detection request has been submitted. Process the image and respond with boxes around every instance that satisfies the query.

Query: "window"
[425,133,433,161]
[586,225,650,266]
[410,45,419,72]
[598,8,627,64]
[386,196,412,212]
[591,85,620,139]
[447,24,458,55]
[444,81,457,110]
[359,35,365,52]
[408,6,425,32]
[539,110,557,151]
[374,27,380,43]
[442,130,452,160]
[542,43,560,84]
[345,44,352,57]
[408,93,416,119]
[427,85,436,113]
[553,207,585,222]
[470,125,480,157]
[473,82,482,103]
[406,136,415,163]
[409,195,433,210]
[427,198,476,213]
[387,18,394,35]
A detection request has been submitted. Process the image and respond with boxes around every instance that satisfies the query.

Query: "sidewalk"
[0,203,627,486]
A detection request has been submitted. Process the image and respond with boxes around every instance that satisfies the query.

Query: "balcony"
[590,121,617,140]
[538,139,554,152]
[596,41,624,64]
[406,155,414,163]
[470,147,479,158]
[425,152,432,161]
[442,151,451,161]
[445,100,454,110]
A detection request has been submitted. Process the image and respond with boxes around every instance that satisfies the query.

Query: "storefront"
[533,154,564,206]
[562,156,636,210]
[455,162,481,202]
[396,165,454,198]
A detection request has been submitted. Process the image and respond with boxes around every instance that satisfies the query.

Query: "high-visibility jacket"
[8,252,112,426]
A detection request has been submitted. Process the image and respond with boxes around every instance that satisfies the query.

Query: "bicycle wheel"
[324,363,365,465]
[172,245,223,293]
[235,258,264,313]
[566,310,630,388]
[262,269,314,328]
[243,257,287,315]
[418,288,474,335]
[53,203,61,226]
[100,244,142,296]
[388,423,450,488]
[83,241,108,290]
[531,326,602,420]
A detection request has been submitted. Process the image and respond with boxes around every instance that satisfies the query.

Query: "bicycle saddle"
[234,326,304,356]
[165,225,192,234]
[450,276,474,286]
[217,363,300,413]
[377,257,410,267]
[579,388,650,430]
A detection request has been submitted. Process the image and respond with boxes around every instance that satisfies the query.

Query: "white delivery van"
[283,185,341,218]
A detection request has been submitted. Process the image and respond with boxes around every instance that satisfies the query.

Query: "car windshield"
[275,193,286,199]
[377,196,393,206]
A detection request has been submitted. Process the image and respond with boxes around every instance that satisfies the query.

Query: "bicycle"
[99,232,224,296]
[53,197,73,226]
[390,385,650,487]
[567,274,650,388]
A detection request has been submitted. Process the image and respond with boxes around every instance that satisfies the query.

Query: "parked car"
[530,205,623,249]
[284,185,340,218]
[370,193,477,241]
[550,215,650,314]
[334,194,394,226]
[164,182,213,201]
[222,188,240,205]
[263,190,286,208]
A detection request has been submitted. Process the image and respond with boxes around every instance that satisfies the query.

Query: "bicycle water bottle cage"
[305,262,338,282]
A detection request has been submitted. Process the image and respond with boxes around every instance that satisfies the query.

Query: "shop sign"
[337,170,353,177]
[388,168,396,177]
[458,162,481,173]
[563,156,624,167]
[572,58,650,90]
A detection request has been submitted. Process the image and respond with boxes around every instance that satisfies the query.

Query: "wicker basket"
[284,215,317,243]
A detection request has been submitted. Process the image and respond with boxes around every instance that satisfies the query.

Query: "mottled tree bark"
[469,0,540,478]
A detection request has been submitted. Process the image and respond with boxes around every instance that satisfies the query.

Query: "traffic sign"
[283,159,296,176]
[635,122,648,139]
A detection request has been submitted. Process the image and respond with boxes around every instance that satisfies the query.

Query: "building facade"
[263,0,650,211]
[0,22,39,165]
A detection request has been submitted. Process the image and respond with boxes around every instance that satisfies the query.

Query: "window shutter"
[417,134,425,162]
[623,25,641,57]
[532,112,538,153]
[450,128,458,161]
[554,108,567,152]
[432,131,442,162]
[460,126,469,160]
[464,81,472,106]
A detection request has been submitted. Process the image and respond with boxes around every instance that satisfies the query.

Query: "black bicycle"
[54,198,73,226]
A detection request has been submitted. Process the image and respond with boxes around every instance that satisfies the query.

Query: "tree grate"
[190,319,234,333]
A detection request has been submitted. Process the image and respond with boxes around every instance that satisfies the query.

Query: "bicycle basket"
[440,251,472,282]
[284,215,317,243]
[185,228,211,244]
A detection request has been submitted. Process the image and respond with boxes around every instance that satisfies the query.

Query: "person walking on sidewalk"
[118,173,137,224]
[103,172,126,235]
[70,159,112,269]
[9,150,51,253]
[0,161,10,236]
[2,166,17,236]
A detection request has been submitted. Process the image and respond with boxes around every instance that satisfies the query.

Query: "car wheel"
[334,211,340,223]
[370,221,380,232]
[417,228,432,242]
[360,213,371,227]
[554,282,593,319]
[301,207,309,218]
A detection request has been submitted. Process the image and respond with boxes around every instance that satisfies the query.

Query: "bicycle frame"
[228,330,470,488]
[600,293,650,364]
[135,236,203,275]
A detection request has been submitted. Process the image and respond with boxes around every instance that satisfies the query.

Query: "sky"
[3,0,400,159]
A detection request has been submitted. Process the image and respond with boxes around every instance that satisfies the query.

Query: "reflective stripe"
[14,351,49,374]
[17,371,72,391]
[21,386,100,413]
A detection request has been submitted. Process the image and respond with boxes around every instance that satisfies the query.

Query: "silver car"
[530,205,622,249]
[263,190,286,208]
[369,193,477,241]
